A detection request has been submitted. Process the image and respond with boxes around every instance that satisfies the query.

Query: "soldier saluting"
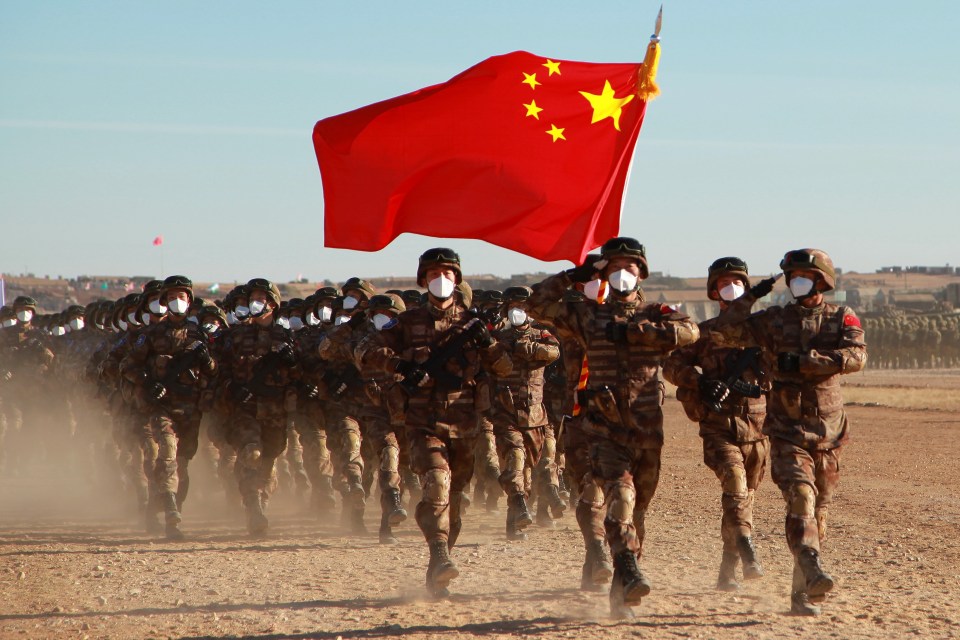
[359,248,512,597]
[706,249,867,615]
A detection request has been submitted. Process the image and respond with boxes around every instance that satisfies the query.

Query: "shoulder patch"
[660,304,677,314]
[135,334,147,347]
[843,315,861,328]
[382,318,398,331]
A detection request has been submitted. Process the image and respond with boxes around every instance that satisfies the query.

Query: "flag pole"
[637,5,662,101]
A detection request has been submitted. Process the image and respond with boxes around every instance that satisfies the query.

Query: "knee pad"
[721,466,748,498]
[421,468,451,506]
[239,443,262,468]
[541,436,556,461]
[786,483,816,518]
[503,448,525,473]
[607,482,636,522]
[579,472,604,507]
[379,446,399,473]
[344,431,361,458]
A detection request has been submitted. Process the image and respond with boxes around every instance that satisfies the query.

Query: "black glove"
[189,340,213,366]
[322,370,348,397]
[0,370,12,383]
[605,321,630,344]
[402,367,429,388]
[565,262,598,284]
[467,319,495,349]
[698,377,730,405]
[347,312,366,328]
[777,352,801,373]
[147,381,167,401]
[298,381,320,399]
[274,343,297,367]
[230,382,254,403]
[749,276,779,299]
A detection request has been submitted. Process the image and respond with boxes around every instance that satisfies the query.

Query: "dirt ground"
[2,368,959,639]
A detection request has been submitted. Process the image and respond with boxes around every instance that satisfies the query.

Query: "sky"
[1,1,958,285]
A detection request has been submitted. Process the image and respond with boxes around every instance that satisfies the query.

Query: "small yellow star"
[522,72,541,89]
[546,124,566,142]
[523,100,543,119]
[542,59,561,76]
[579,80,635,131]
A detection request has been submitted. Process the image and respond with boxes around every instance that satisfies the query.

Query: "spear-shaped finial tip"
[652,5,663,41]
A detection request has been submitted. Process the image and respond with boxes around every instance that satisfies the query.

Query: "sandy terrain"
[2,368,959,639]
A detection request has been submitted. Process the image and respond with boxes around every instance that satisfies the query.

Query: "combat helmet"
[368,293,407,315]
[160,275,194,304]
[707,257,751,301]
[599,237,649,279]
[245,278,282,308]
[417,248,462,287]
[780,249,836,292]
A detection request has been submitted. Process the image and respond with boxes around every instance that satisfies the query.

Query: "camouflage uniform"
[707,248,867,615]
[529,238,699,617]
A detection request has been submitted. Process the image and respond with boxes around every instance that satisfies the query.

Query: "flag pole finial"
[637,6,662,101]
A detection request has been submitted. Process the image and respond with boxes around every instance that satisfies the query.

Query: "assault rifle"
[707,346,763,413]
[150,340,209,402]
[247,343,296,400]
[399,314,482,395]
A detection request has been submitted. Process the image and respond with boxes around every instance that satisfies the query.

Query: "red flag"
[313,51,651,264]
[152,235,164,246]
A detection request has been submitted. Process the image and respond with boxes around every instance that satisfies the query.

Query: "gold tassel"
[637,39,661,102]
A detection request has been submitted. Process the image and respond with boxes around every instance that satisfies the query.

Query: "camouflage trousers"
[227,405,287,504]
[702,433,769,552]
[589,436,662,558]
[293,407,334,493]
[770,438,842,555]
[324,404,364,494]
[472,416,501,496]
[406,404,479,547]
[114,407,157,508]
[204,411,238,499]
[493,419,546,496]
[148,406,202,508]
[361,413,408,510]
[565,418,605,548]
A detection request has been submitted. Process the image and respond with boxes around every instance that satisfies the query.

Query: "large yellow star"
[579,80,635,131]
[522,72,541,89]
[546,124,566,142]
[523,99,543,119]
[542,59,561,76]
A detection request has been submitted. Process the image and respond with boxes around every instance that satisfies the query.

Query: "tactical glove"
[148,381,167,401]
[467,319,495,349]
[322,371,348,397]
[565,263,598,284]
[698,377,730,405]
[777,352,801,373]
[347,312,366,328]
[749,276,780,299]
[274,343,297,367]
[605,321,630,344]
[298,381,320,399]
[230,382,254,403]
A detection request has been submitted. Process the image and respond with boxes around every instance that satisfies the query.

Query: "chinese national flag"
[313,51,651,264]
[152,235,164,246]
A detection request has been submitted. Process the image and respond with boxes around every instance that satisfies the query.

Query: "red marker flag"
[313,47,660,264]
[152,235,164,247]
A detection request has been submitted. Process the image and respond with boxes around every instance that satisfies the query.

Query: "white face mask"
[507,308,528,326]
[118,319,128,331]
[318,306,333,323]
[342,296,359,310]
[168,298,190,315]
[234,305,250,319]
[334,315,350,326]
[276,316,290,330]
[148,299,167,315]
[608,269,638,293]
[52,326,66,336]
[428,275,456,300]
[789,276,816,299]
[226,311,237,325]
[186,315,199,324]
[583,278,604,301]
[718,282,745,302]
[141,312,151,326]
[248,300,266,317]
[1,319,16,328]
[288,317,304,331]
[69,318,84,331]
[202,322,219,334]
[127,312,139,325]
[305,311,320,327]
[371,313,394,331]
[16,310,33,323]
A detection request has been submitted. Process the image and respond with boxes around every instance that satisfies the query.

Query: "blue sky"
[1,1,957,284]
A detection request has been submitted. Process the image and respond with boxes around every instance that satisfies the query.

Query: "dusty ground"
[2,368,959,639]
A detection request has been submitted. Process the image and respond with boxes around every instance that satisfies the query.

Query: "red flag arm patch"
[843,315,861,328]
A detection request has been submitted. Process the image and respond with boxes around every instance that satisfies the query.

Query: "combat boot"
[245,495,269,537]
[580,539,612,591]
[737,536,764,580]
[383,488,407,526]
[790,590,821,616]
[506,493,532,540]
[535,494,554,528]
[161,492,184,540]
[343,481,367,534]
[426,539,459,598]
[797,548,834,598]
[716,551,740,592]
[558,474,571,503]
[311,477,336,514]
[609,550,650,619]
[144,494,163,535]
[544,483,567,519]
[485,486,501,513]
[402,469,421,508]
[378,513,398,545]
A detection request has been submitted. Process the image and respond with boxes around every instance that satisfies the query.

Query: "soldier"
[528,237,700,618]
[359,248,512,597]
[471,289,505,512]
[217,278,313,536]
[489,286,563,540]
[121,276,216,539]
[706,248,867,615]
[663,257,770,591]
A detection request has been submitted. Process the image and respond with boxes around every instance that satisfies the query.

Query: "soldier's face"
[425,266,457,283]
[605,257,641,278]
